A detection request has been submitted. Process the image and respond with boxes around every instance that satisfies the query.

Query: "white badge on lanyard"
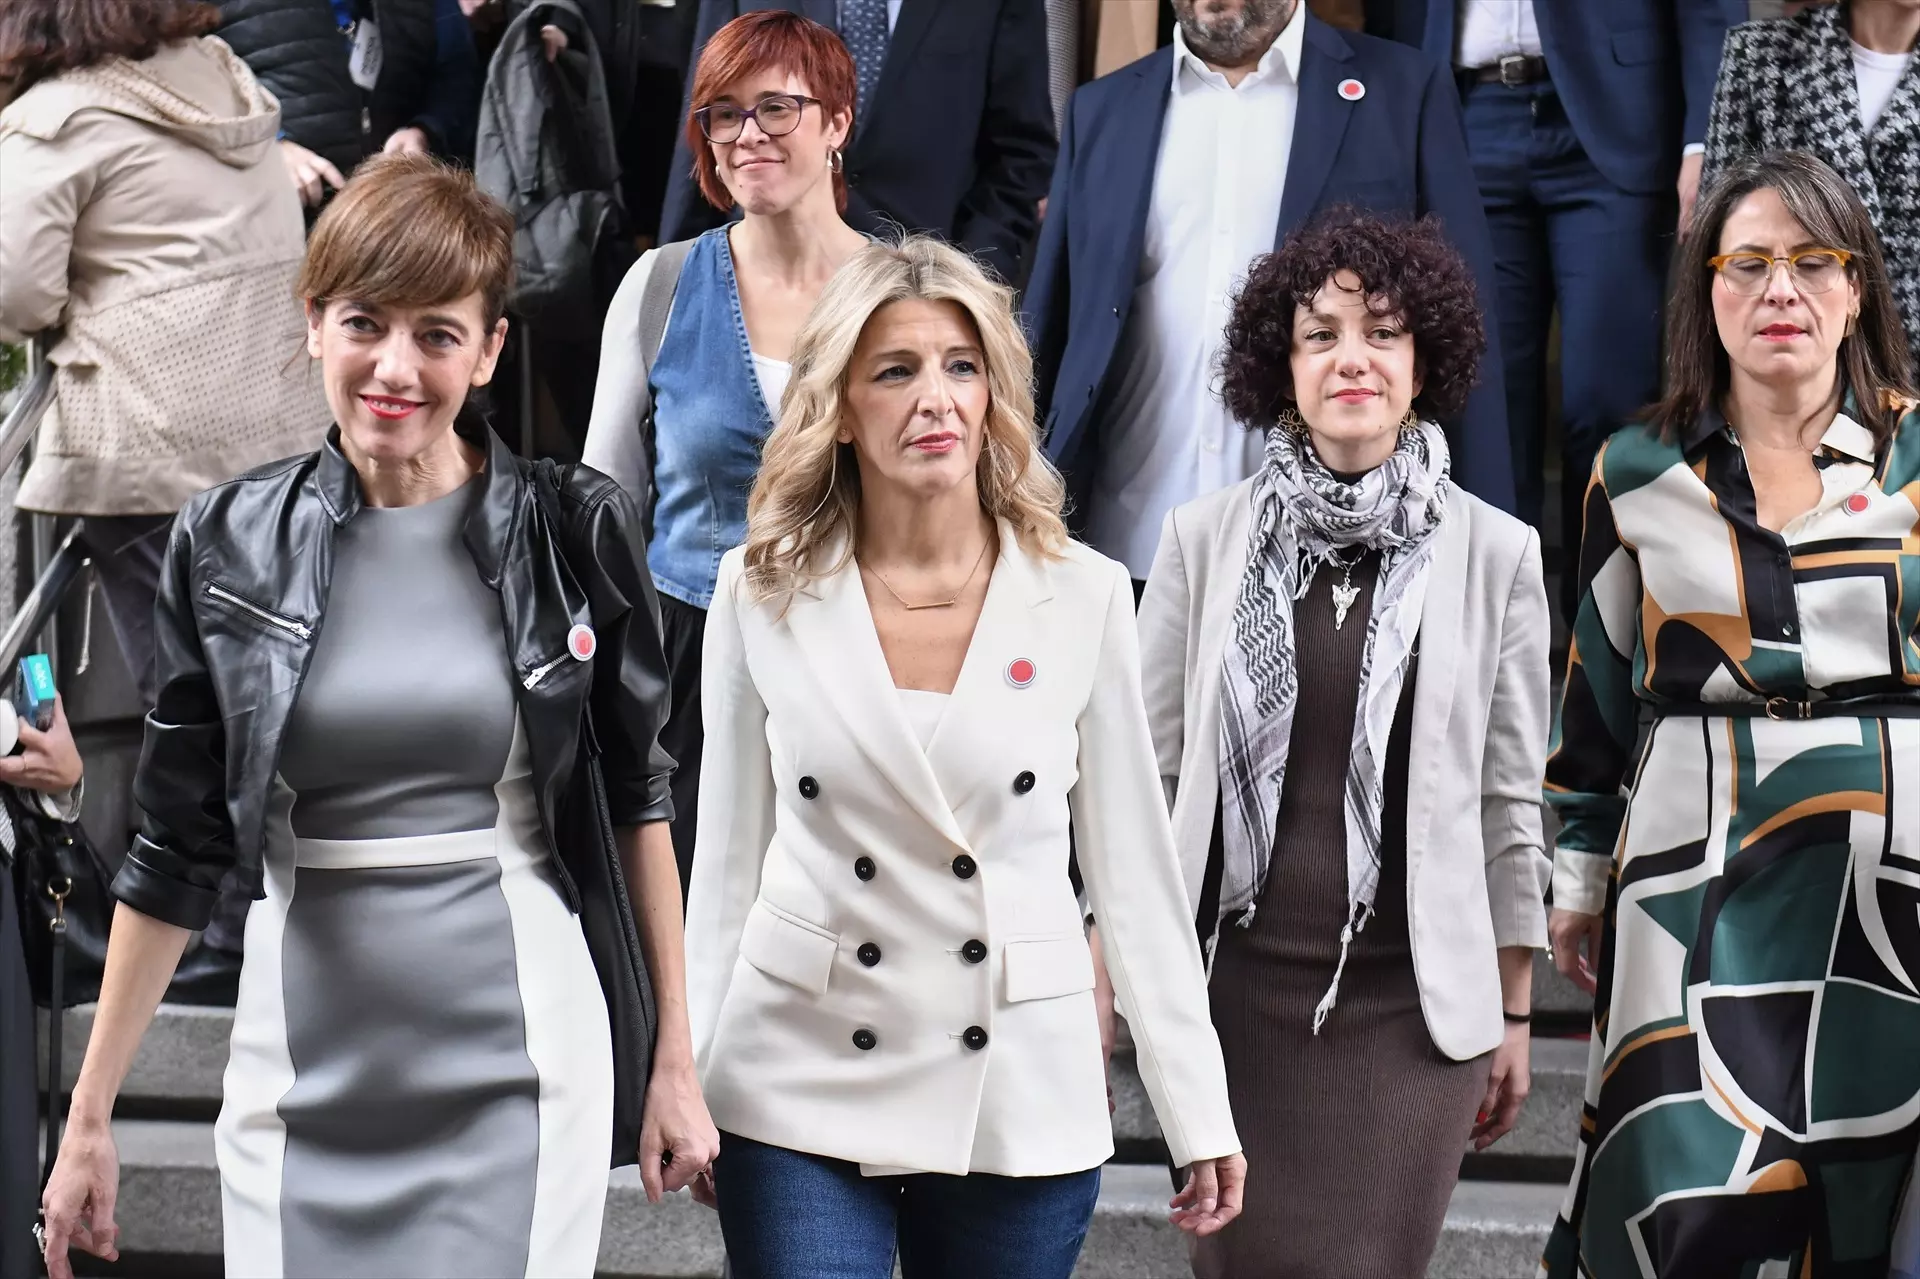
[348,18,383,92]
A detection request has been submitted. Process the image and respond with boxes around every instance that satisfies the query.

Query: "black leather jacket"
[111,426,676,931]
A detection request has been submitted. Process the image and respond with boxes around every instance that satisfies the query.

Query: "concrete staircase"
[41,960,1591,1278]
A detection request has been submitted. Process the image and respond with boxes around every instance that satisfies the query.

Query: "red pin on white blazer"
[1006,658,1036,689]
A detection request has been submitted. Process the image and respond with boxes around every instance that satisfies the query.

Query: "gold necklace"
[862,537,993,611]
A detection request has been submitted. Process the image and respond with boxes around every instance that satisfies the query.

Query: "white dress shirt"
[1454,0,1543,69]
[1086,7,1305,579]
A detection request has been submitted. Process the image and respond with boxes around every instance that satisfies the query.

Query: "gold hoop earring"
[829,148,844,175]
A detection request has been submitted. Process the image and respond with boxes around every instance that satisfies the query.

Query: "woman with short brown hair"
[37,153,717,1279]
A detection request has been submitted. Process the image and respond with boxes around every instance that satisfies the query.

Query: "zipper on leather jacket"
[205,583,313,641]
[522,652,571,690]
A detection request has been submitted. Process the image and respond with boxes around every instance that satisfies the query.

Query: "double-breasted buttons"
[853,856,876,882]
[798,775,820,800]
[857,942,882,967]
[961,939,987,964]
[853,1028,877,1051]
[951,854,977,879]
[962,1026,989,1051]
[1012,770,1036,795]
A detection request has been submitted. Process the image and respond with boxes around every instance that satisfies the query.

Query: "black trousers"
[659,593,706,901]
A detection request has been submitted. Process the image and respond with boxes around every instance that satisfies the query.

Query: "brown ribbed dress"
[1190,551,1491,1279]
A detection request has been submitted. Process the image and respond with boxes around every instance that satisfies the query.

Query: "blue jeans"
[713,1132,1102,1279]
[1459,79,1670,587]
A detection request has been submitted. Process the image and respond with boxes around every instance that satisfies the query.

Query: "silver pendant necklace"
[1328,548,1367,632]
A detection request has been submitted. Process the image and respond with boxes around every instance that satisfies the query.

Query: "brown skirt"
[1187,914,1490,1279]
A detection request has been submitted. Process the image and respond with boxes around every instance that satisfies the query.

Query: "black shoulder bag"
[3,789,114,1183]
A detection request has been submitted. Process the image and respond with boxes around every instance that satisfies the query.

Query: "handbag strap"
[634,238,693,540]
[41,880,68,1187]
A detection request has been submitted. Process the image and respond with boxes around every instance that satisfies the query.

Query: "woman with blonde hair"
[683,234,1245,1277]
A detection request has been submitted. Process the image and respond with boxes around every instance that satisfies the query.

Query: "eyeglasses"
[693,94,821,144]
[1708,248,1854,295]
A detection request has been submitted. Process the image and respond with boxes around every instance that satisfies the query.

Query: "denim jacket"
[647,227,778,609]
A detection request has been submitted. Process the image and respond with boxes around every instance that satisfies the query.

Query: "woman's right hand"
[39,1119,122,1279]
[1548,907,1606,995]
[1170,1153,1246,1236]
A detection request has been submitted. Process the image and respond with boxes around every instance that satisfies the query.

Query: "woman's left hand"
[0,696,84,793]
[1471,1022,1531,1151]
[638,1058,720,1204]
[1169,1153,1246,1236]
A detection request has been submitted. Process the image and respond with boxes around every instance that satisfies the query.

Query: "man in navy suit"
[1026,0,1513,589]
[1370,0,1742,580]
[659,0,1056,284]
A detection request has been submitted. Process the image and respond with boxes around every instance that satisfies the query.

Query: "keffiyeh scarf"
[1216,417,1451,1031]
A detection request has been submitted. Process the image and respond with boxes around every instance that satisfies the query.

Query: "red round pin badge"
[568,623,597,661]
[1338,78,1366,101]
[1845,493,1870,515]
[1006,658,1036,689]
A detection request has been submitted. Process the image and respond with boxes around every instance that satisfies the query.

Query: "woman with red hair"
[584,10,867,892]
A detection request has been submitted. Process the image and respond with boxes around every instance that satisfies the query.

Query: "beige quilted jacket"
[0,37,331,516]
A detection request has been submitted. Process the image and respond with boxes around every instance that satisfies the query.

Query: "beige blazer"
[686,530,1239,1176]
[1138,480,1552,1061]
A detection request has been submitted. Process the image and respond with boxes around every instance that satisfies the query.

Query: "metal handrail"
[0,332,57,481]
[0,527,85,675]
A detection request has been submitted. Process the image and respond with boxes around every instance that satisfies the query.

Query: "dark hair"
[1648,149,1914,446]
[1219,209,1486,427]
[0,0,218,94]
[684,11,857,215]
[298,153,516,327]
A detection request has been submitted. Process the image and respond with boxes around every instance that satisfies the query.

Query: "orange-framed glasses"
[1708,247,1854,296]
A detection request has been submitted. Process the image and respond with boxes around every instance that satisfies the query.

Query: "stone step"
[73,1121,1561,1279]
[45,1005,1588,1169]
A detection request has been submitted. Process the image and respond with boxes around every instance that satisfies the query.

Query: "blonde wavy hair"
[742,235,1068,601]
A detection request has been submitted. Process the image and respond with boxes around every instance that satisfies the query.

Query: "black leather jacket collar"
[112,425,676,932]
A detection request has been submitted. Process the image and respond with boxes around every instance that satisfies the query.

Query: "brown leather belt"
[1469,54,1550,86]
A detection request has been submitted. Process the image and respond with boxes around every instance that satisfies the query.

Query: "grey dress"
[214,479,613,1278]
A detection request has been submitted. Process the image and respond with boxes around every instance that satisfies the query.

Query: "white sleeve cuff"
[1551,846,1610,917]
[1683,142,1706,157]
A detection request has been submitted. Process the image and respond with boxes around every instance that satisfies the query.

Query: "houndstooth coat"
[1703,1,1920,368]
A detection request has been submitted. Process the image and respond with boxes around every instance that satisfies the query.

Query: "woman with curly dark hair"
[1136,209,1552,1277]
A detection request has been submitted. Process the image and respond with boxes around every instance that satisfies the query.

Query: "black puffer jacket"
[215,0,363,176]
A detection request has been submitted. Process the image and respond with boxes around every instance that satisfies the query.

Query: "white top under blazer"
[685,526,1240,1177]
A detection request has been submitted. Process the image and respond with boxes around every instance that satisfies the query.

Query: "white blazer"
[1138,481,1552,1062]
[686,527,1240,1177]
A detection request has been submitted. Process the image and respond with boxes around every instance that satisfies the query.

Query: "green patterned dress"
[1541,403,1920,1279]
